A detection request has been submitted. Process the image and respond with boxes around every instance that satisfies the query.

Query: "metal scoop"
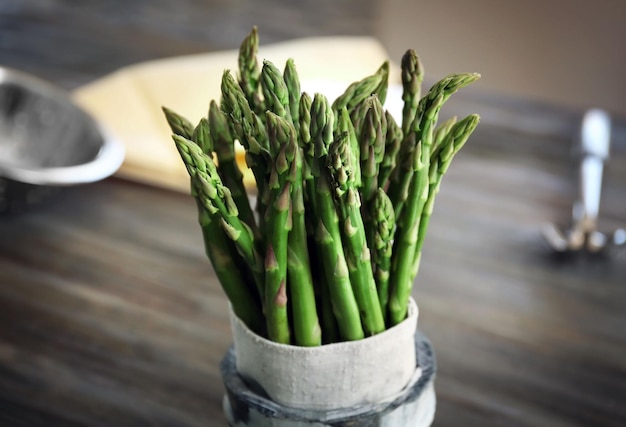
[543,109,625,255]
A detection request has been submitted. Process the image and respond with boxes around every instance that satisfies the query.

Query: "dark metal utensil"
[0,67,124,213]
[543,109,625,255]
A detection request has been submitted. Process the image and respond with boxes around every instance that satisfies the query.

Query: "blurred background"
[1,2,626,427]
[2,0,625,118]
[377,0,626,118]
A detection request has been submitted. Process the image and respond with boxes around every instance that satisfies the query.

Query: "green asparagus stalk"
[331,68,385,118]
[261,60,292,125]
[171,117,263,333]
[173,135,266,300]
[208,101,257,237]
[373,61,390,105]
[300,92,338,343]
[348,63,388,141]
[264,112,295,344]
[412,114,480,279]
[378,111,403,191]
[298,92,313,153]
[287,137,322,346]
[283,58,301,132]
[359,95,387,205]
[328,132,385,336]
[191,118,212,154]
[165,103,264,336]
[432,116,458,155]
[387,142,428,326]
[387,73,480,220]
[162,107,195,140]
[196,202,265,334]
[349,99,369,144]
[298,92,319,234]
[387,93,445,326]
[221,71,270,157]
[237,26,263,114]
[371,188,395,323]
[400,50,424,137]
[221,70,271,224]
[336,107,362,188]
[310,93,364,341]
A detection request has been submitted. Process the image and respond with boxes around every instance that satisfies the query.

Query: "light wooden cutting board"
[72,37,398,193]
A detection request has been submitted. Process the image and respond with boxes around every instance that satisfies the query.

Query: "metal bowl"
[0,67,124,213]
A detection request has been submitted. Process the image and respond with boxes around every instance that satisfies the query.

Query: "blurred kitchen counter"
[1,1,626,427]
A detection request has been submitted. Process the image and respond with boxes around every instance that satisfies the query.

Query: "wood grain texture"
[1,118,624,427]
[0,0,376,90]
[1,1,626,426]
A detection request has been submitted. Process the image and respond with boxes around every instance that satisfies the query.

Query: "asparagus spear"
[359,95,387,205]
[432,116,458,155]
[335,107,362,188]
[300,92,338,343]
[298,92,319,235]
[208,101,257,237]
[378,111,403,191]
[237,26,263,114]
[387,143,427,326]
[298,92,313,152]
[221,70,271,224]
[170,117,263,333]
[387,93,444,326]
[162,107,195,140]
[349,98,369,144]
[309,93,364,341]
[371,188,395,323]
[287,136,322,346]
[331,68,385,118]
[173,135,266,300]
[412,114,480,279]
[283,58,301,132]
[373,61,390,105]
[263,112,296,344]
[400,50,424,137]
[387,73,481,220]
[328,132,385,336]
[348,63,388,140]
[261,60,292,125]
[196,201,265,335]
[191,118,212,155]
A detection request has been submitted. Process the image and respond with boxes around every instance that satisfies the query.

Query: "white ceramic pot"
[220,297,437,426]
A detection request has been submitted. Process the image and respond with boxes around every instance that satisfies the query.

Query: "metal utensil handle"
[0,126,125,186]
[579,109,611,231]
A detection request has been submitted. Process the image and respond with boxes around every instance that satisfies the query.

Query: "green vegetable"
[208,101,257,238]
[263,112,295,344]
[371,188,395,323]
[237,26,263,114]
[310,94,364,341]
[412,114,480,280]
[164,29,481,346]
[328,131,385,336]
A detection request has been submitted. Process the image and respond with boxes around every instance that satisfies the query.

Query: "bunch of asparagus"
[163,27,480,346]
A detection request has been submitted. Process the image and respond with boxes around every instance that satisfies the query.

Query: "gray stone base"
[220,330,437,427]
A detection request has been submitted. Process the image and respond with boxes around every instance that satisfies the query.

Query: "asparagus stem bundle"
[412,114,481,280]
[163,27,480,345]
[328,132,385,336]
[208,101,258,237]
[237,26,263,114]
[372,188,395,322]
[400,50,424,137]
[263,113,295,344]
[310,94,364,341]
[287,133,322,346]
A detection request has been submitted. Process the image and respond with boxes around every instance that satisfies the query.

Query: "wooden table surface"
[1,2,625,426]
